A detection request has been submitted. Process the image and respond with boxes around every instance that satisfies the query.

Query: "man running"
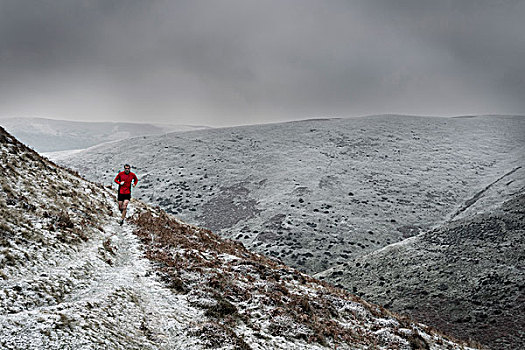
[114,164,138,225]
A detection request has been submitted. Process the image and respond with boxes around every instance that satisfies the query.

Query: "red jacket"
[114,171,138,194]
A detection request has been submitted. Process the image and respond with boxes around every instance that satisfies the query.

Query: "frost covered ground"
[51,114,525,349]
[0,221,203,349]
[0,127,480,349]
[316,174,525,349]
[56,115,525,277]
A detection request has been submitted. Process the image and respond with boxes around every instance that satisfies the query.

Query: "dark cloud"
[0,0,524,126]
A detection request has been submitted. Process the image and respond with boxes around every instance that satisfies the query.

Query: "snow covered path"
[0,219,203,350]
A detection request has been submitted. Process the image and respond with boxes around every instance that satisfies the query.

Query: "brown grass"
[130,209,436,348]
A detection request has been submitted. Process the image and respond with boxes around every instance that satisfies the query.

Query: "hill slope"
[0,127,478,349]
[56,115,525,276]
[316,178,525,349]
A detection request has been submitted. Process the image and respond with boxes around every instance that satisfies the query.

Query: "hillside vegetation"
[0,126,480,349]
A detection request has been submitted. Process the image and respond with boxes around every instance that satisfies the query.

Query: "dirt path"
[0,219,203,350]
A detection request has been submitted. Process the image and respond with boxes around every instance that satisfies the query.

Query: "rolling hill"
[0,126,479,349]
[55,115,524,276]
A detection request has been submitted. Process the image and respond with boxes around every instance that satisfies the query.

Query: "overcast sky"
[1,0,524,127]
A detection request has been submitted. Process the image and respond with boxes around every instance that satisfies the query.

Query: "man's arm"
[114,173,122,185]
[132,174,138,187]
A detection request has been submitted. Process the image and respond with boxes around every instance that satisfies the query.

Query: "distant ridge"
[0,117,211,152]
[452,114,525,119]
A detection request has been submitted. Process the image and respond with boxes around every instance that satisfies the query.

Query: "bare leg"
[121,199,130,220]
[118,200,124,212]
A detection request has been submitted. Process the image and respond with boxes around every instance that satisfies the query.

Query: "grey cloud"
[359,0,525,109]
[0,0,524,126]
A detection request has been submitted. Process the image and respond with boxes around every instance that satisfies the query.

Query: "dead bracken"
[130,208,478,349]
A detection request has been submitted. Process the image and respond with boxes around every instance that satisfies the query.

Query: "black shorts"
[118,193,131,201]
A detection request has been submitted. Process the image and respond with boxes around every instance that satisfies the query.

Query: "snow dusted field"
[56,115,525,276]
[1,127,479,349]
[0,128,200,348]
[48,114,525,348]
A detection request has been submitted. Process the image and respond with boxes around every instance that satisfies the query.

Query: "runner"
[114,164,138,225]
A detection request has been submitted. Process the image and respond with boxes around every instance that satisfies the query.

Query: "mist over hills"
[0,117,210,153]
[0,127,477,349]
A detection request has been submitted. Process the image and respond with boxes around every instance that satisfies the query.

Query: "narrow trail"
[0,218,203,350]
[450,166,522,220]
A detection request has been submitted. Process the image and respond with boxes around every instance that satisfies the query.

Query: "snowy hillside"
[53,114,525,349]
[0,127,479,349]
[0,117,210,153]
[56,115,525,277]
[316,175,525,349]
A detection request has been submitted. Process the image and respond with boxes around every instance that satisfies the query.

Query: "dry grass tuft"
[188,321,252,350]
[103,239,116,255]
